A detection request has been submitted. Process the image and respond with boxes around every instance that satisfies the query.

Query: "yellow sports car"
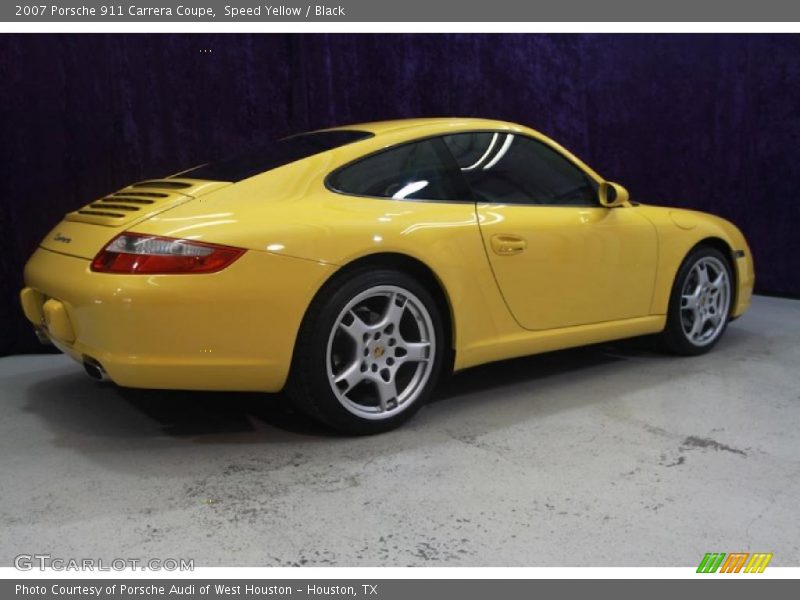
[20,118,754,434]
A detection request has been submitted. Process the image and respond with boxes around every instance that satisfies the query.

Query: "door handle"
[491,234,527,256]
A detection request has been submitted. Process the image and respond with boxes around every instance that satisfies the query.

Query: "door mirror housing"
[598,181,630,208]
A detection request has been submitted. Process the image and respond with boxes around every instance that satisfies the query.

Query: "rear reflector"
[91,233,245,274]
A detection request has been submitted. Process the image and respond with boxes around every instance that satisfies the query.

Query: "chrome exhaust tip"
[33,326,52,345]
[83,357,109,382]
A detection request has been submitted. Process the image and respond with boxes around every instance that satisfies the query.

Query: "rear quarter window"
[327,138,471,201]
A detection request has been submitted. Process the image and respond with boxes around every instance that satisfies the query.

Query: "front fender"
[639,206,754,317]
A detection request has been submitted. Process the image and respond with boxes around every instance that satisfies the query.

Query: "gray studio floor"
[1,295,798,567]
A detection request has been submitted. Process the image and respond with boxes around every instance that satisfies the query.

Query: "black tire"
[660,245,733,356]
[286,267,445,435]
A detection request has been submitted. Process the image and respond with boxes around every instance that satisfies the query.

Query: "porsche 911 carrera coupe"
[20,118,754,433]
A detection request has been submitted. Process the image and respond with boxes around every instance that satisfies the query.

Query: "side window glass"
[443,132,596,206]
[328,138,470,201]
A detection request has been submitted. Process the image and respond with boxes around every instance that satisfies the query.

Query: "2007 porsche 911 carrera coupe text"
[20,118,755,434]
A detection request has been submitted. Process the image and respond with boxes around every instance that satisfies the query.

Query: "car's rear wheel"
[660,246,733,355]
[286,268,444,434]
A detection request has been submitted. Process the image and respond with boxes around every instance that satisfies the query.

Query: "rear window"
[178,130,373,182]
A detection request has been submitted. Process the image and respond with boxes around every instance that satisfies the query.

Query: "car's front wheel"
[287,268,445,434]
[660,246,733,355]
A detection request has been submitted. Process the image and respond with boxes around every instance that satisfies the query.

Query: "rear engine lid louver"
[40,178,230,260]
[64,179,228,227]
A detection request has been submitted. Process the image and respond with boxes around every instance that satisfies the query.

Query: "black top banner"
[5,0,800,22]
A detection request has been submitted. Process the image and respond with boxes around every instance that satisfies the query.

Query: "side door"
[442,131,658,331]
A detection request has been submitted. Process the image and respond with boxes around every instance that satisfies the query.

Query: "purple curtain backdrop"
[1,34,799,356]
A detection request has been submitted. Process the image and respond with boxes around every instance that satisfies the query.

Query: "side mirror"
[598,181,630,208]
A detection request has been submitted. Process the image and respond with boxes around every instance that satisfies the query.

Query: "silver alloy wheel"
[325,285,437,420]
[680,256,731,347]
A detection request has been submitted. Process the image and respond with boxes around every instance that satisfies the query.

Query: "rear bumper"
[21,247,335,392]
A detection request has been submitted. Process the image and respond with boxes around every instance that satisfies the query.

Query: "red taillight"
[91,233,245,274]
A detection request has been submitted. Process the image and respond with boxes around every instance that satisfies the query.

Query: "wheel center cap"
[373,346,385,358]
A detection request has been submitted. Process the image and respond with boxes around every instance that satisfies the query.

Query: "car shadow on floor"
[23,323,763,449]
[20,333,688,445]
[25,372,333,439]
[121,338,646,438]
[432,340,642,404]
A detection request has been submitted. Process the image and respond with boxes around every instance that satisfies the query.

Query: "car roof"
[313,118,603,184]
[324,117,523,137]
